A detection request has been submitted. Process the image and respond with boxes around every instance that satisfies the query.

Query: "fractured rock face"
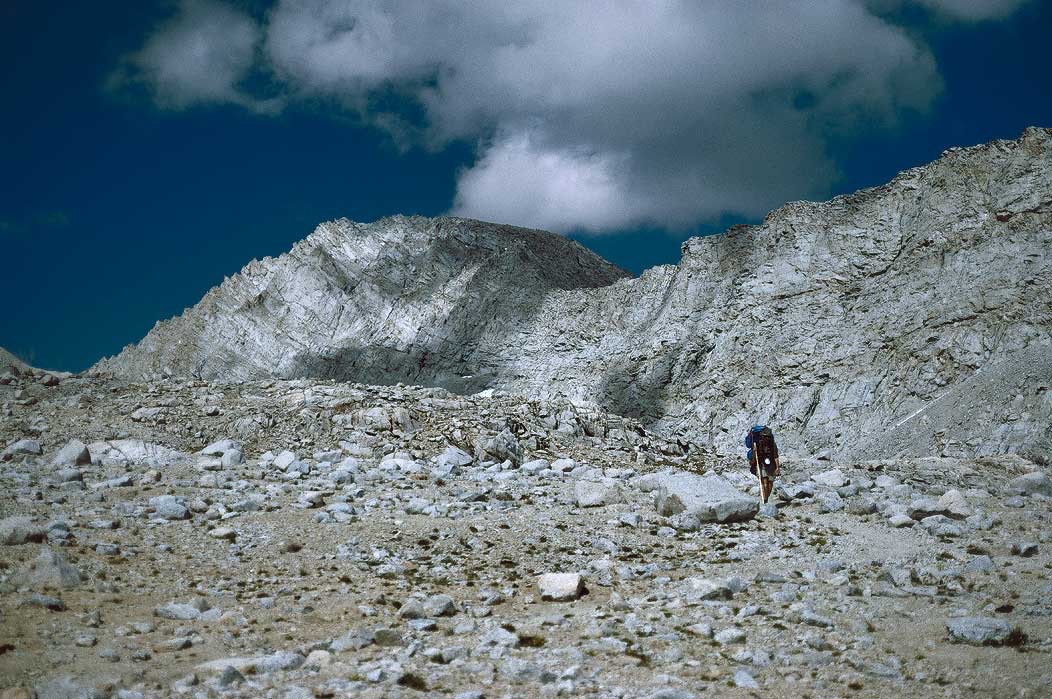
[92,216,629,393]
[87,440,191,467]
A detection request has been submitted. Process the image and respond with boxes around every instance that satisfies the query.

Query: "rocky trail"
[2,366,1050,698]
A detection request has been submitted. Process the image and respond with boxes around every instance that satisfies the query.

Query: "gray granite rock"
[50,439,91,467]
[9,548,82,590]
[946,617,1021,646]
[537,573,585,601]
[2,438,41,461]
[641,470,758,523]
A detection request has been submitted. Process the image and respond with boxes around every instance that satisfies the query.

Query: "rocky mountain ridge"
[92,128,1052,460]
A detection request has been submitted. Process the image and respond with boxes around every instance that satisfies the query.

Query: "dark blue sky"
[2,1,1050,372]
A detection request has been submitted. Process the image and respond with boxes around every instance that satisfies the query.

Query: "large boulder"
[946,617,1022,646]
[1006,471,1051,497]
[196,651,305,676]
[537,573,586,601]
[200,438,243,457]
[8,548,82,590]
[474,428,523,466]
[575,480,618,508]
[638,470,758,523]
[50,439,91,468]
[435,445,473,470]
[149,495,190,520]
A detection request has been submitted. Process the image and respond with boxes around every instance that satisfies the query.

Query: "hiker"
[745,424,780,476]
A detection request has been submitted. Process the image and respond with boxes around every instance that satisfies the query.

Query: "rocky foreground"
[2,366,1051,698]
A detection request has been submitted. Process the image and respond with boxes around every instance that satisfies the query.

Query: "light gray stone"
[681,577,733,601]
[436,446,472,469]
[575,480,615,508]
[811,469,846,488]
[273,450,298,470]
[642,470,758,523]
[1006,471,1050,496]
[2,438,41,461]
[87,440,190,467]
[946,617,1020,646]
[9,548,82,590]
[201,438,242,456]
[150,495,190,520]
[50,439,90,467]
[537,573,585,601]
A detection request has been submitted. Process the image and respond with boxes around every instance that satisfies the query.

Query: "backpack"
[752,426,777,468]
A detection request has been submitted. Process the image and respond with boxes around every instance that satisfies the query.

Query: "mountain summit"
[94,128,1052,459]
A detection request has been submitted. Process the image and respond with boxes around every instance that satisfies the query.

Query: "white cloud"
[119,0,274,111]
[123,0,1029,232]
[451,130,636,233]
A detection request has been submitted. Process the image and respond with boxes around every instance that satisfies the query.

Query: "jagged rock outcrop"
[93,128,1052,459]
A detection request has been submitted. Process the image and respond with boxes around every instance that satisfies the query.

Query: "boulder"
[575,480,616,508]
[946,617,1021,646]
[200,438,242,456]
[907,497,945,520]
[817,491,845,513]
[436,446,473,469]
[49,439,90,468]
[537,573,586,601]
[640,470,758,523]
[8,548,82,590]
[196,651,304,675]
[937,489,972,519]
[474,429,523,466]
[149,495,190,520]
[920,515,963,537]
[681,577,733,602]
[811,469,846,488]
[155,602,204,620]
[221,449,244,467]
[1006,471,1050,497]
[423,593,456,617]
[272,450,298,470]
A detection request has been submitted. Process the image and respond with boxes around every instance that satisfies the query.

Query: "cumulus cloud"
[451,130,636,233]
[121,0,1029,232]
[115,0,275,112]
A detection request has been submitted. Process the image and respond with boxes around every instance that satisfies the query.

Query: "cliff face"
[515,128,1052,459]
[92,216,631,391]
[94,128,1052,459]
